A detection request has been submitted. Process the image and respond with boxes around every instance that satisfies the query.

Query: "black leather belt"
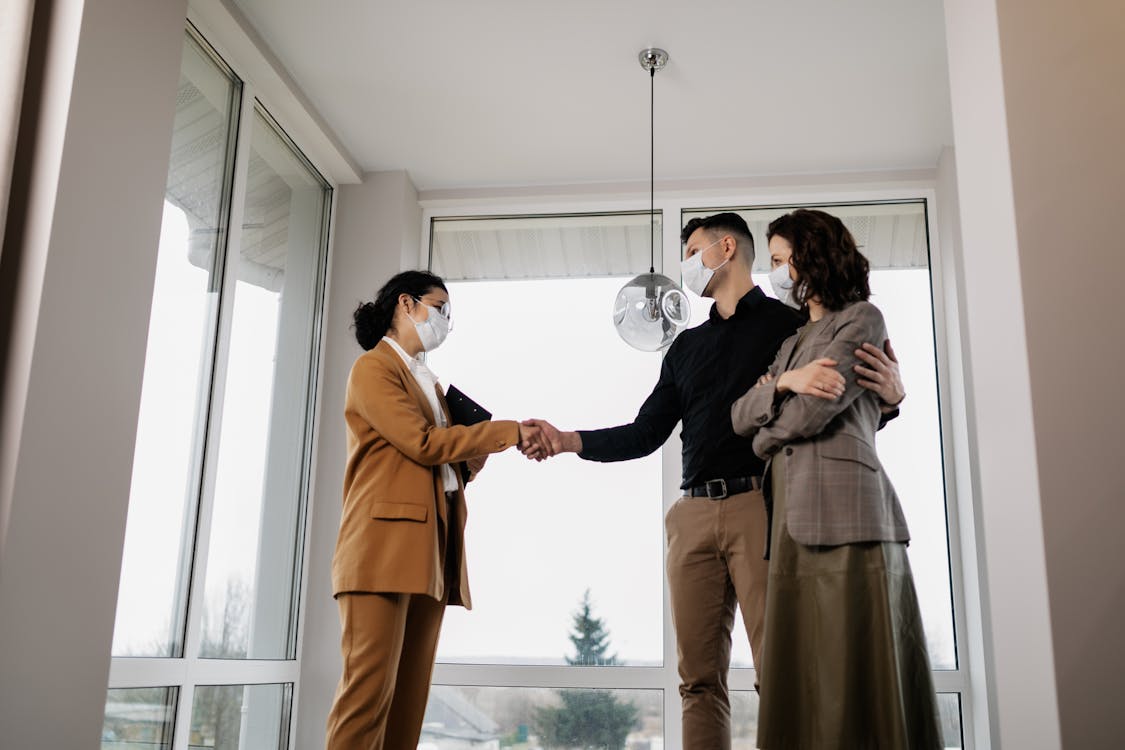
[686,476,763,500]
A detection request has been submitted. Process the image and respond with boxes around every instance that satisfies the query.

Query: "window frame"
[107,22,336,750]
[418,184,976,749]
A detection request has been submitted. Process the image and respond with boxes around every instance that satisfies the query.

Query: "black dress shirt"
[578,286,803,489]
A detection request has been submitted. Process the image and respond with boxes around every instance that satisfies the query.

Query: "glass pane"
[683,203,957,671]
[421,686,661,749]
[869,266,957,669]
[189,683,292,749]
[113,32,240,657]
[427,278,663,666]
[938,693,964,749]
[200,111,329,659]
[102,687,178,749]
[730,691,760,749]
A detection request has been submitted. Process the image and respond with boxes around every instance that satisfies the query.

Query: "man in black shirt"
[526,212,903,750]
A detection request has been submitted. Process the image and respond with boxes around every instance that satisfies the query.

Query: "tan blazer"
[731,301,909,547]
[331,339,519,606]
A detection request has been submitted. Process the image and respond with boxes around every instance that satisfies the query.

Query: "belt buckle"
[705,478,728,500]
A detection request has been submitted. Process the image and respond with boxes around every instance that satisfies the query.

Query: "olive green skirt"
[757,455,944,750]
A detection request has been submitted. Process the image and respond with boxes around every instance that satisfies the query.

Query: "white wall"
[0,0,187,746]
[942,2,1063,747]
[944,0,1125,747]
[992,1,1125,746]
[295,169,421,749]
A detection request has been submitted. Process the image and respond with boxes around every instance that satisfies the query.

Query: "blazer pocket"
[370,502,429,522]
[817,433,880,472]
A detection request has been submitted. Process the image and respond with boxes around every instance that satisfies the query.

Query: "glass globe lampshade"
[613,272,690,351]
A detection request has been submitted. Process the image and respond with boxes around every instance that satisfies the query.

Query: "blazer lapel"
[373,341,451,525]
[373,340,437,425]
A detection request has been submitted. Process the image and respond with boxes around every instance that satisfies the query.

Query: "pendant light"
[612,48,690,352]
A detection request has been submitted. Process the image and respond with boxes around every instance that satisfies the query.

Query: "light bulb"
[613,272,690,351]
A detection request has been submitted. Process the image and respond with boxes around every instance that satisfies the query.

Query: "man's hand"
[854,340,905,408]
[776,358,845,400]
[520,419,581,461]
[518,422,550,462]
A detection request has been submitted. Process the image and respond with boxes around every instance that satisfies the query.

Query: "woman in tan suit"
[325,270,536,750]
[731,210,942,749]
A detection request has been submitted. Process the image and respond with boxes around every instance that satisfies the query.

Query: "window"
[683,202,956,672]
[112,30,240,659]
[107,26,331,748]
[200,109,329,661]
[428,213,665,667]
[423,199,969,748]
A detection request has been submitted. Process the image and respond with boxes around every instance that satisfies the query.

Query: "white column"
[942,0,1063,748]
[0,0,188,747]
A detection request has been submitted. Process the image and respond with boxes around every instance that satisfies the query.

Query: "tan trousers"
[666,489,770,750]
[324,591,446,750]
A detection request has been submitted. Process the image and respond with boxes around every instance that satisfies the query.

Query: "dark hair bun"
[353,301,387,351]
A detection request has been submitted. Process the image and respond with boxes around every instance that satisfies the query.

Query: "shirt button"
[785,447,794,456]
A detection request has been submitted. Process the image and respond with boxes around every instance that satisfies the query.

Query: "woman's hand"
[776,358,845,400]
[518,419,579,461]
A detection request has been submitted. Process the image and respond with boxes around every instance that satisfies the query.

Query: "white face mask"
[768,263,800,309]
[680,237,730,297]
[409,300,451,352]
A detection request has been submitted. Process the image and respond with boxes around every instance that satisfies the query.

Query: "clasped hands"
[516,419,578,462]
[758,339,905,409]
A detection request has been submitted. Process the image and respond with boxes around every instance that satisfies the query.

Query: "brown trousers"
[666,489,770,750]
[324,591,446,750]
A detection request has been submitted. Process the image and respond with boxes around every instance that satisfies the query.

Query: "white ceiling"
[230,0,953,190]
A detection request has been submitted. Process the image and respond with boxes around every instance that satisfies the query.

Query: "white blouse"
[382,337,460,493]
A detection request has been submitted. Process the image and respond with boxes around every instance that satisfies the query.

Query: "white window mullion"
[109,658,191,690]
[287,186,336,750]
[660,199,685,749]
[170,79,258,750]
[925,190,978,749]
[432,664,666,690]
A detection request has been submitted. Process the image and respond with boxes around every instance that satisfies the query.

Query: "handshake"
[516,419,582,462]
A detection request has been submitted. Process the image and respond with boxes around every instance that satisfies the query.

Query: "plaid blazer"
[730,301,909,547]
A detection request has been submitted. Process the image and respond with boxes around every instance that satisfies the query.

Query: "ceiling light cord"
[650,65,655,274]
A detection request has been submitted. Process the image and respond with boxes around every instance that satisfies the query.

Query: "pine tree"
[536,590,639,749]
[566,589,618,666]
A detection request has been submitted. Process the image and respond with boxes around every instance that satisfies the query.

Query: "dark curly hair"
[766,209,869,311]
[353,270,448,350]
